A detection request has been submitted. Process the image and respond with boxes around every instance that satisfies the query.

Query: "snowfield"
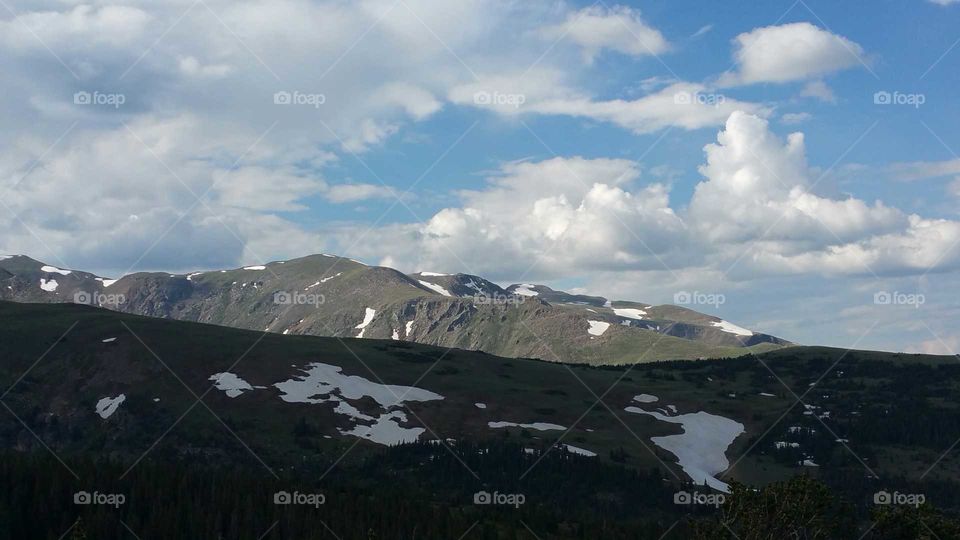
[587,320,610,336]
[488,421,566,431]
[273,362,444,446]
[95,394,126,419]
[419,272,449,277]
[613,308,647,320]
[625,404,745,492]
[633,394,659,403]
[355,308,376,338]
[710,320,754,337]
[40,265,71,275]
[242,265,266,270]
[513,284,539,296]
[209,372,262,398]
[417,280,453,296]
[39,278,58,292]
[563,444,597,457]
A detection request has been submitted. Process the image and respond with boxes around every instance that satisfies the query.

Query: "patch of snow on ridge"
[96,277,118,287]
[417,280,453,296]
[633,394,658,403]
[95,395,125,419]
[40,278,58,292]
[404,321,414,337]
[587,320,610,336]
[41,265,71,275]
[488,421,566,431]
[341,410,424,445]
[355,308,376,338]
[243,265,266,270]
[624,405,744,492]
[563,444,597,457]
[209,372,263,398]
[391,329,400,340]
[513,284,538,296]
[419,271,449,277]
[613,307,647,320]
[102,338,116,343]
[274,362,444,446]
[475,402,487,409]
[319,272,342,283]
[711,320,753,337]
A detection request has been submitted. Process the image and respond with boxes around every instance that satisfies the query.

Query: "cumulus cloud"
[720,22,867,85]
[350,112,960,283]
[540,5,669,62]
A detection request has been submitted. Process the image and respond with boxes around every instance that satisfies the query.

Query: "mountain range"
[0,253,789,364]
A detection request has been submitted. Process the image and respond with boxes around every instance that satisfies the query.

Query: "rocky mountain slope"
[0,254,790,364]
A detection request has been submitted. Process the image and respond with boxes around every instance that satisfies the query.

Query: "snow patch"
[563,444,597,457]
[613,307,647,320]
[41,265,71,275]
[209,372,263,398]
[587,320,610,336]
[419,271,449,277]
[404,321,414,337]
[95,394,125,419]
[101,337,116,343]
[417,280,453,296]
[355,308,376,338]
[624,404,744,492]
[488,421,566,431]
[243,265,266,270]
[40,278,58,292]
[274,362,443,446]
[96,277,119,287]
[710,320,754,337]
[475,402,487,409]
[513,284,539,296]
[391,329,400,340]
[633,394,659,403]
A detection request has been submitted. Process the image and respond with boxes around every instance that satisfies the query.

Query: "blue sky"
[1,0,959,353]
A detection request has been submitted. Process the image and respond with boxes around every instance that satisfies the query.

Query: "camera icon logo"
[673,491,692,505]
[874,291,892,305]
[473,91,492,105]
[473,490,491,505]
[274,91,292,105]
[273,291,292,305]
[74,491,92,505]
[73,291,92,304]
[74,91,92,105]
[673,91,692,105]
[874,91,892,105]
[274,491,291,505]
[673,291,692,305]
[874,491,891,505]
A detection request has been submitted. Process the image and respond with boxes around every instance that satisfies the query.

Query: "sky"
[1,0,959,354]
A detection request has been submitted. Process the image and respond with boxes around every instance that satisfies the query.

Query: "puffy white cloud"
[324,183,396,204]
[780,112,811,125]
[799,81,836,103]
[540,5,669,62]
[721,23,867,85]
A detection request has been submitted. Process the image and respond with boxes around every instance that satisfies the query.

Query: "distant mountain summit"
[0,253,790,364]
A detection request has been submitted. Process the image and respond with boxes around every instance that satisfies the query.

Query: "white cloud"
[930,0,960,5]
[721,23,867,85]
[799,80,837,103]
[780,112,812,125]
[325,183,396,204]
[540,5,669,62]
